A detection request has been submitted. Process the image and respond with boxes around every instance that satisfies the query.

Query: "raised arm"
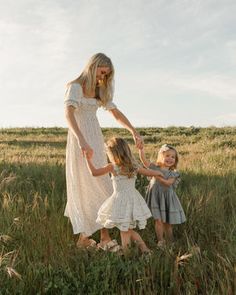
[138,147,151,168]
[85,154,114,177]
[65,106,93,157]
[137,167,164,178]
[109,108,143,149]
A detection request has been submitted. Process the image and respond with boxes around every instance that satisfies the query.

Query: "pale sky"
[0,0,236,127]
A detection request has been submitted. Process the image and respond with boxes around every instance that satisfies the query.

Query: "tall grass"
[0,127,235,294]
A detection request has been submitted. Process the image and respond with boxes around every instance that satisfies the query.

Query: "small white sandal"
[97,239,120,252]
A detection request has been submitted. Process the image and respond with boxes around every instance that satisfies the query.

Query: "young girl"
[139,144,186,247]
[85,137,164,253]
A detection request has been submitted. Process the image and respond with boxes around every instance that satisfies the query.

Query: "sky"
[0,0,236,128]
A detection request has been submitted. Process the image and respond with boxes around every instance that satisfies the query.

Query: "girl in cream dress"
[85,137,164,253]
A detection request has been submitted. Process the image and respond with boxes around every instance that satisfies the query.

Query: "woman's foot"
[76,236,97,249]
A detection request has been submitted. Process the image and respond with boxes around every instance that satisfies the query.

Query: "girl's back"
[111,165,137,193]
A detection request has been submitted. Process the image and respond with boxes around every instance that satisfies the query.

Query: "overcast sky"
[0,0,235,128]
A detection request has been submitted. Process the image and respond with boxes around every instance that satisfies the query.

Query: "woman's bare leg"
[77,233,96,247]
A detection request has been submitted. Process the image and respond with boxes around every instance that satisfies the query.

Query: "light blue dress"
[146,164,186,224]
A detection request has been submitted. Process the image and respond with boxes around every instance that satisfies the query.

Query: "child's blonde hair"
[68,53,115,107]
[106,137,138,178]
[156,144,179,170]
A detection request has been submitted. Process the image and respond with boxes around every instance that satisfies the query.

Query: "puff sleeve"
[103,100,117,111]
[170,171,181,189]
[64,83,83,109]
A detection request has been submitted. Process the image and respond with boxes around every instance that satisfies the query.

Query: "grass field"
[0,127,236,294]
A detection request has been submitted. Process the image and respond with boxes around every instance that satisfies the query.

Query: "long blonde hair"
[106,137,138,178]
[68,53,115,106]
[156,144,179,170]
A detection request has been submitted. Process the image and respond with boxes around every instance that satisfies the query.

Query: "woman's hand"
[133,132,143,149]
[108,108,143,149]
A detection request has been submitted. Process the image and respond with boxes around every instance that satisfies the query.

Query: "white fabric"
[64,83,117,236]
[96,170,152,232]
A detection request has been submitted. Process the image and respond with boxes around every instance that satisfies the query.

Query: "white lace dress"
[64,83,116,236]
[96,166,152,231]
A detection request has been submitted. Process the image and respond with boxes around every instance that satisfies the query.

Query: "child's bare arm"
[137,167,164,178]
[156,176,176,187]
[85,154,113,176]
[138,147,151,168]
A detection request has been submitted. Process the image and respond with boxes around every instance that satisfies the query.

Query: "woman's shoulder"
[64,83,84,107]
[67,82,83,92]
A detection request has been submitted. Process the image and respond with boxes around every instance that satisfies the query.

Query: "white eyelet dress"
[96,165,152,231]
[64,83,116,236]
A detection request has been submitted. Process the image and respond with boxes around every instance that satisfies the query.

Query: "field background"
[0,127,235,295]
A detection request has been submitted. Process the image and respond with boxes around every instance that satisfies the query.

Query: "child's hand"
[155,171,164,178]
[81,143,93,158]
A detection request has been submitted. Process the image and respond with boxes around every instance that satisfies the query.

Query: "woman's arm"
[137,167,164,178]
[109,108,143,148]
[138,148,151,168]
[65,106,93,156]
[85,155,114,177]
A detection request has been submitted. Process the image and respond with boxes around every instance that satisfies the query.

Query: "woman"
[64,53,143,249]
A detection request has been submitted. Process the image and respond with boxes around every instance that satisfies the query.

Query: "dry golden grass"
[0,127,235,294]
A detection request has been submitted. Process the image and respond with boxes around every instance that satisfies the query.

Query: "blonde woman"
[85,137,164,253]
[64,53,143,249]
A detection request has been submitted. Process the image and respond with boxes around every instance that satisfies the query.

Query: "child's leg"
[120,230,132,250]
[155,219,165,242]
[130,230,150,253]
[163,223,173,242]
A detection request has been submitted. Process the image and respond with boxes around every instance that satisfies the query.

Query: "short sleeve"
[169,171,181,188]
[64,83,83,108]
[103,101,117,111]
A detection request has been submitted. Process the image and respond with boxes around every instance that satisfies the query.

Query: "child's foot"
[157,240,166,248]
[141,249,153,261]
[97,239,120,252]
[142,249,153,255]
[137,241,150,254]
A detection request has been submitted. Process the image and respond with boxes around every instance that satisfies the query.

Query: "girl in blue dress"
[139,144,186,247]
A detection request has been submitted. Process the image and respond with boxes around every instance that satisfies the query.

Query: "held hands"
[155,171,164,178]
